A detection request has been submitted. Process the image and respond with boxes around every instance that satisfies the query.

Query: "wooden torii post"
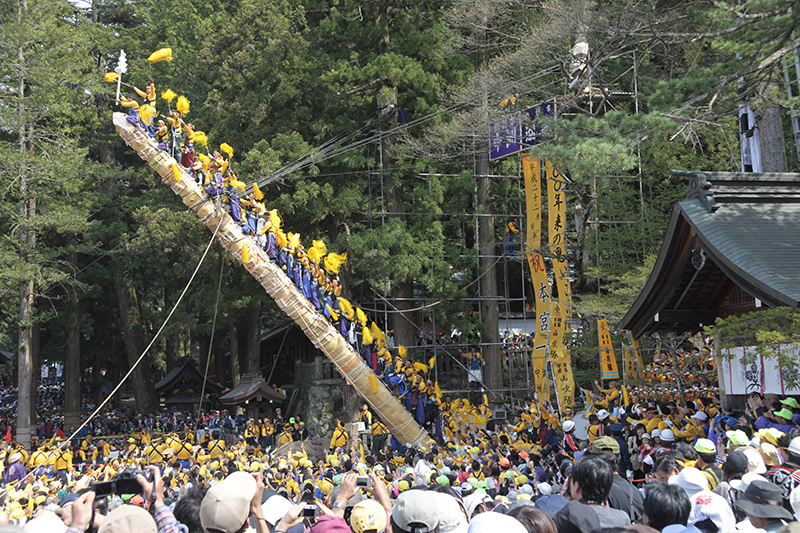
[114,113,431,448]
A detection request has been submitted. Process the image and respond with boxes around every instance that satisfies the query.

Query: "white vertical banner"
[739,106,762,173]
[722,345,800,395]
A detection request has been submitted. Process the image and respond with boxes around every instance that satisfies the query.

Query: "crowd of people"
[1,379,800,532]
[0,55,779,533]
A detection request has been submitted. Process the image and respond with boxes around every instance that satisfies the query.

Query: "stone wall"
[293,355,343,437]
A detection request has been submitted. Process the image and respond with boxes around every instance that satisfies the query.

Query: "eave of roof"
[620,171,800,338]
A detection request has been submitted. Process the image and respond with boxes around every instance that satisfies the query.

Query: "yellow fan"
[148,48,173,63]
[338,297,353,317]
[253,183,264,200]
[192,131,208,146]
[398,345,407,357]
[176,95,190,116]
[323,252,347,274]
[220,143,234,159]
[269,209,282,231]
[275,229,287,249]
[288,232,300,252]
[161,89,177,103]
[362,326,373,345]
[104,72,119,82]
[369,375,379,394]
[356,308,368,326]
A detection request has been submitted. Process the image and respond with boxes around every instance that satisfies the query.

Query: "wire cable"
[12,216,224,487]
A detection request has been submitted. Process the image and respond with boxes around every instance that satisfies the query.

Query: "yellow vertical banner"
[626,331,644,377]
[523,155,542,251]
[550,301,574,407]
[598,319,620,380]
[528,254,550,399]
[623,344,637,380]
[545,160,571,307]
[523,155,549,399]
[545,159,574,407]
[552,347,575,407]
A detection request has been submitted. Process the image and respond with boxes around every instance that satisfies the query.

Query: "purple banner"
[489,102,554,161]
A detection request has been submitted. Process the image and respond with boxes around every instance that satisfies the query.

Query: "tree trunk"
[475,25,501,397]
[17,276,34,449]
[758,107,787,172]
[65,247,81,429]
[112,258,158,413]
[477,156,501,395]
[572,185,593,292]
[164,285,177,370]
[343,376,361,423]
[15,2,33,448]
[247,296,262,374]
[215,341,227,387]
[230,321,240,386]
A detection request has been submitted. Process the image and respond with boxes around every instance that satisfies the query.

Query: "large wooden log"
[114,113,431,448]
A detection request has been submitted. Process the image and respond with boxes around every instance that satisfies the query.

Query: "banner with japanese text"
[550,302,574,407]
[551,346,575,407]
[597,318,620,380]
[523,155,542,251]
[546,160,572,308]
[523,155,549,399]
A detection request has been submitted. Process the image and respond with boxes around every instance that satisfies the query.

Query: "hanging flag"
[3,427,10,443]
[523,155,542,252]
[546,160,571,308]
[523,155,550,399]
[549,301,575,408]
[551,346,575,408]
[598,318,620,380]
[626,330,645,376]
[545,159,574,408]
[623,344,638,380]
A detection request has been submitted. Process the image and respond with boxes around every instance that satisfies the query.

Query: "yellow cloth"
[330,426,349,449]
[277,430,294,446]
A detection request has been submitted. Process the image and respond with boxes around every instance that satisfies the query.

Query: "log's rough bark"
[114,113,431,446]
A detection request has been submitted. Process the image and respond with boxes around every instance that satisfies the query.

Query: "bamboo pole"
[114,113,432,448]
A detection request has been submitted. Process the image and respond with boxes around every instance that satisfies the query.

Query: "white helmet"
[660,428,675,442]
[652,429,662,438]
[597,409,609,421]
[563,420,575,432]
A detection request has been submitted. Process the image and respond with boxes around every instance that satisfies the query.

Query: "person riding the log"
[132,81,156,108]
[154,119,169,150]
[461,346,484,390]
